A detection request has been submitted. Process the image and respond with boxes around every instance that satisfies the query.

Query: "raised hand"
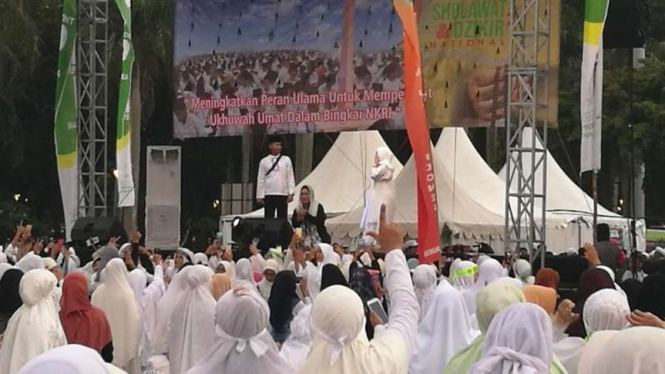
[365,204,404,253]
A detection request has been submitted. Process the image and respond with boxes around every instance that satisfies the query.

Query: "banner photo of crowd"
[173,0,409,138]
[172,0,560,138]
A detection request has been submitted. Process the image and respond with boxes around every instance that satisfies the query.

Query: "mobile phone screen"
[367,298,389,324]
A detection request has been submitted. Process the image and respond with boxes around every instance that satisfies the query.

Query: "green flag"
[115,0,135,207]
[54,0,78,240]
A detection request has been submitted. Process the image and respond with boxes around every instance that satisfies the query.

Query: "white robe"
[91,258,142,373]
[168,265,216,374]
[0,270,66,374]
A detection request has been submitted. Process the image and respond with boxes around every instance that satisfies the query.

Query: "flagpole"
[593,170,598,245]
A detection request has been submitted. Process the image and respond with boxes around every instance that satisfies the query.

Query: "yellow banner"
[419,0,560,128]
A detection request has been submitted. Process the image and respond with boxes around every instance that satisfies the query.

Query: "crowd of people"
[0,207,665,374]
[174,48,404,137]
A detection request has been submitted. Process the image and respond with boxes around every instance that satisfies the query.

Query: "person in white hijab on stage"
[409,280,479,374]
[553,288,629,374]
[187,287,292,374]
[279,305,312,372]
[0,269,66,374]
[91,258,142,374]
[17,344,126,374]
[469,303,553,374]
[411,264,438,322]
[360,147,396,243]
[297,205,419,374]
[168,265,216,374]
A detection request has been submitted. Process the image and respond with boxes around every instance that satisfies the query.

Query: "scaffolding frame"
[504,0,551,265]
[77,0,109,218]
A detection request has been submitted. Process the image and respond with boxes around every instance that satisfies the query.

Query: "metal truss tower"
[77,0,109,218]
[504,0,551,265]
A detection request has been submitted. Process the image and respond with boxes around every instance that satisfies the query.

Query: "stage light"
[112,169,119,179]
[232,216,242,228]
[213,199,220,209]
[13,194,20,202]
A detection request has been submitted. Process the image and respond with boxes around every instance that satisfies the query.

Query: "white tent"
[243,131,403,218]
[327,140,506,244]
[498,127,639,250]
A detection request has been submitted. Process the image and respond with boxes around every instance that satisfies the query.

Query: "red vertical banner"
[394,0,441,264]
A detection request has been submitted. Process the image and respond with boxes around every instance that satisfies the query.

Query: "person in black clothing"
[0,269,23,334]
[268,271,302,344]
[291,185,330,244]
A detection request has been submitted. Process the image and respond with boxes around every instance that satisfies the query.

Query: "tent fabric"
[328,139,506,242]
[328,129,566,245]
[242,131,403,218]
[498,127,636,250]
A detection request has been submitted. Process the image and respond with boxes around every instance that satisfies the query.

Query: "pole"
[593,170,598,245]
[628,49,636,252]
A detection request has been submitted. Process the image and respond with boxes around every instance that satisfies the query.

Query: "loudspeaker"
[71,218,127,265]
[146,146,181,250]
[603,0,644,49]
[232,217,293,253]
[71,217,127,244]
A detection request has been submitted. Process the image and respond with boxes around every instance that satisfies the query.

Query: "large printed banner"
[173,0,559,138]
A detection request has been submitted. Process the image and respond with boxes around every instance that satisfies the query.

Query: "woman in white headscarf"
[17,344,125,374]
[409,280,479,373]
[187,287,292,374]
[0,263,13,280]
[153,266,192,354]
[580,326,665,374]
[411,264,438,322]
[234,258,257,290]
[221,260,236,280]
[279,305,312,372]
[0,252,7,263]
[169,265,216,374]
[91,258,142,373]
[291,185,331,244]
[514,259,535,285]
[444,281,526,374]
[360,147,395,241]
[450,260,478,314]
[193,253,208,266]
[297,243,418,374]
[475,258,504,288]
[0,269,67,374]
[302,243,341,300]
[258,259,280,301]
[553,289,629,374]
[469,303,553,374]
[15,252,44,273]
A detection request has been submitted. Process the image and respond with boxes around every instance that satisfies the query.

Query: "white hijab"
[127,269,148,313]
[168,265,216,374]
[581,327,665,374]
[153,266,192,354]
[17,344,126,374]
[221,261,236,280]
[412,265,437,322]
[305,244,340,300]
[0,269,66,374]
[375,147,395,171]
[409,280,478,374]
[553,288,630,374]
[298,285,409,374]
[91,258,142,370]
[187,288,291,374]
[469,303,552,374]
[513,259,535,285]
[0,263,13,280]
[298,185,320,217]
[234,258,256,289]
[0,252,7,263]
[193,253,208,266]
[475,258,504,288]
[279,305,313,372]
[258,259,280,301]
[16,253,45,273]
